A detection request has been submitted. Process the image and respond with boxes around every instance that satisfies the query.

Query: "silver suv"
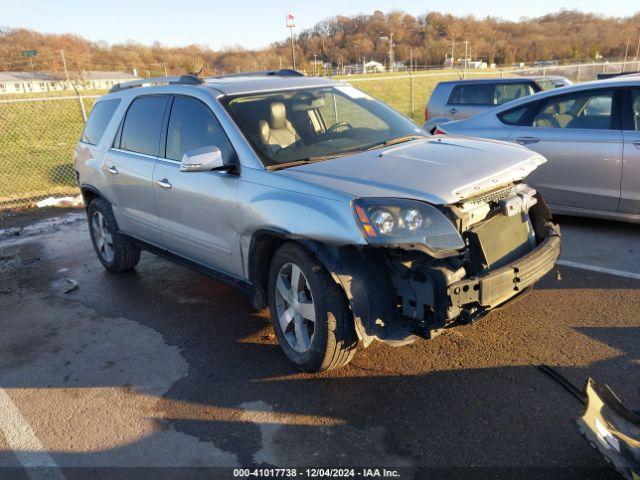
[424,76,572,132]
[74,71,561,372]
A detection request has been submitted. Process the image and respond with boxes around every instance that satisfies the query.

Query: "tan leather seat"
[258,102,299,154]
[554,102,573,128]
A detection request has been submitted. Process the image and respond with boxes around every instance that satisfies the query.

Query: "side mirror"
[180,145,230,173]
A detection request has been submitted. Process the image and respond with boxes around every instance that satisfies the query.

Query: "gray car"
[74,71,560,372]
[438,76,640,223]
[424,76,571,132]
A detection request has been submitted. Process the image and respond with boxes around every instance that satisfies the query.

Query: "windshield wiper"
[365,135,425,151]
[267,148,369,171]
[267,159,319,171]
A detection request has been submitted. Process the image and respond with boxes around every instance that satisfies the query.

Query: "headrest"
[269,102,287,129]
[556,102,570,114]
[258,120,270,142]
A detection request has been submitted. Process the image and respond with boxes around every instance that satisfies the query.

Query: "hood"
[278,136,546,205]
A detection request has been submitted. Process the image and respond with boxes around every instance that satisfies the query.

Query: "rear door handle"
[515,136,540,145]
[156,178,172,190]
[633,140,640,149]
[107,165,118,175]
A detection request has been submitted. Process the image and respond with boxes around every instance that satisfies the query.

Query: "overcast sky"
[5,0,639,50]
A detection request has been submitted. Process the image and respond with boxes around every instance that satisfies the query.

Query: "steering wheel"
[326,121,353,133]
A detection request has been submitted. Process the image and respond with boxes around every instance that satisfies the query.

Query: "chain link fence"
[0,95,97,210]
[344,60,635,121]
[0,60,636,212]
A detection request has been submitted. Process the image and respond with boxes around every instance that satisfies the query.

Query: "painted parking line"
[557,259,640,281]
[0,389,66,480]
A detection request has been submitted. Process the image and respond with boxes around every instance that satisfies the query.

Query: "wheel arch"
[80,184,104,208]
[247,228,342,311]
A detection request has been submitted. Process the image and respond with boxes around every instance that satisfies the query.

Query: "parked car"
[424,76,572,132]
[74,71,560,372]
[436,76,640,223]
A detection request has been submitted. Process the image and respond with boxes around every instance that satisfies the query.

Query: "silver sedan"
[438,76,640,223]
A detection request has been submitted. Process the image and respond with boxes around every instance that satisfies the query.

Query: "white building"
[0,71,139,95]
[364,61,385,73]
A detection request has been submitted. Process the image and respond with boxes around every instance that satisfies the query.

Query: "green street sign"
[21,50,37,57]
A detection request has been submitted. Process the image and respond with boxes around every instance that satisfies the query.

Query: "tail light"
[434,128,447,135]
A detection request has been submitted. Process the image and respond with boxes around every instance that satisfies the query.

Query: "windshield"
[222,85,426,168]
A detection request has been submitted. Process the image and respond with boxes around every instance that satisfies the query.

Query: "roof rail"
[109,74,203,93]
[212,69,305,79]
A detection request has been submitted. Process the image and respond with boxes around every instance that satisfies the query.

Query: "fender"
[247,228,410,347]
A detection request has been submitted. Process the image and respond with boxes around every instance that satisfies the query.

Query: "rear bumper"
[447,233,561,309]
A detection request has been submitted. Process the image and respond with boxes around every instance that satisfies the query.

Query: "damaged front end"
[329,183,560,346]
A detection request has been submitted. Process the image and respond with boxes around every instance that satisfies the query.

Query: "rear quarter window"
[81,99,120,145]
[448,84,493,105]
[497,105,531,126]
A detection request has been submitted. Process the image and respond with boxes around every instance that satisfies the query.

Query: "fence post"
[576,66,581,82]
[77,95,87,123]
[409,73,414,120]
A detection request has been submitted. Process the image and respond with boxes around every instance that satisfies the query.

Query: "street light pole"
[286,13,296,70]
[289,28,296,69]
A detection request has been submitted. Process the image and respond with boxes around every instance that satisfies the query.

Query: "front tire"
[267,242,357,372]
[87,198,140,273]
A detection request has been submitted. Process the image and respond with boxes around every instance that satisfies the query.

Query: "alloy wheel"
[274,262,316,353]
[91,211,114,263]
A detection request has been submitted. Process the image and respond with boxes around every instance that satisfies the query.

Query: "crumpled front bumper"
[447,228,561,309]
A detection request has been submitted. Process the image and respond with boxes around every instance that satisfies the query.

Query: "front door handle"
[515,136,540,145]
[448,107,458,114]
[633,140,640,149]
[107,165,118,175]
[156,178,172,190]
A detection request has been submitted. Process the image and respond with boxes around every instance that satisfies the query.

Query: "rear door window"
[493,83,535,105]
[119,95,170,156]
[81,99,120,145]
[449,84,493,105]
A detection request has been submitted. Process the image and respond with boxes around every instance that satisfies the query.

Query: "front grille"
[464,184,516,207]
[466,212,533,273]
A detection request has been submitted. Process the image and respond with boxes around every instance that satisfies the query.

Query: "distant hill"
[1,10,639,76]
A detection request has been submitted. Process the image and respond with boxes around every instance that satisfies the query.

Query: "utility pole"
[623,37,630,72]
[286,13,296,70]
[389,32,394,72]
[313,54,318,76]
[61,49,86,122]
[163,62,168,76]
[636,35,640,70]
[448,40,456,69]
[60,49,71,89]
[463,40,470,70]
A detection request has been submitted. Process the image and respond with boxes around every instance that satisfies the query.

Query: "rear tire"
[87,198,140,273]
[267,242,357,372]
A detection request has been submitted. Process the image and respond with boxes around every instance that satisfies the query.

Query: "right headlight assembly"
[352,198,465,258]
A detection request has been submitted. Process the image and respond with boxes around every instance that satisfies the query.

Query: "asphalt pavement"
[0,208,638,479]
